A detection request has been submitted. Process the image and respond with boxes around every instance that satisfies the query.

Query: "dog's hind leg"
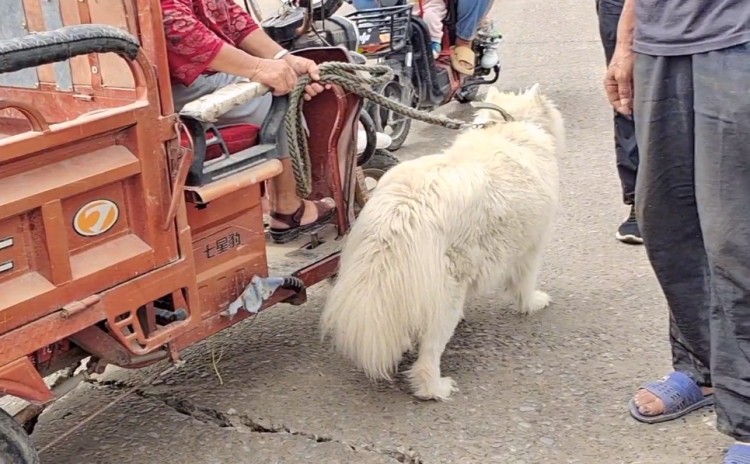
[406,284,467,401]
[508,245,550,315]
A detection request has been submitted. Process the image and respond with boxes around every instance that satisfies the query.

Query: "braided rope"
[285,62,481,197]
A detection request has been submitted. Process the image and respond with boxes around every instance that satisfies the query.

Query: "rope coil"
[284,62,483,197]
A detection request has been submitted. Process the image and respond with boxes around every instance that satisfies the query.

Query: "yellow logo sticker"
[73,199,120,237]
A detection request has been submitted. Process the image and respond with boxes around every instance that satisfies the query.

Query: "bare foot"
[633,384,714,416]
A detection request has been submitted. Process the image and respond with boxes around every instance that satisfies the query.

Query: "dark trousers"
[596,0,639,205]
[634,42,750,441]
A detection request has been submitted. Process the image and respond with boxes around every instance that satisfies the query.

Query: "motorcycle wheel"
[373,80,413,151]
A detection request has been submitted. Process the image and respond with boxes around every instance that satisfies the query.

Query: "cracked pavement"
[29,0,730,463]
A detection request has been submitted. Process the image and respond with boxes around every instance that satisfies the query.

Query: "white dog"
[320,84,564,400]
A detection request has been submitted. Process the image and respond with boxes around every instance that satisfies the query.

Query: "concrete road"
[31,0,728,463]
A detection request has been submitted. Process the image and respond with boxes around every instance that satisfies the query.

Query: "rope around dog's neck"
[285,62,495,198]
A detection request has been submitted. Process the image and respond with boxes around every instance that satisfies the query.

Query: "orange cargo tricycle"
[0,1,393,461]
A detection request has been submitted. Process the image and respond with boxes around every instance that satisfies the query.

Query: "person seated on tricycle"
[351,0,495,75]
[451,0,495,75]
[161,0,335,244]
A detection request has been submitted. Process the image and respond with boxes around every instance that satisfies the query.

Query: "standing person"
[596,0,641,244]
[605,0,750,462]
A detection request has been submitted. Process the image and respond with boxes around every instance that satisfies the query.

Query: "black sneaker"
[616,206,643,244]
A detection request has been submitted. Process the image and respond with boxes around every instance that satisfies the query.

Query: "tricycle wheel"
[354,149,400,213]
[361,149,399,192]
[0,408,40,464]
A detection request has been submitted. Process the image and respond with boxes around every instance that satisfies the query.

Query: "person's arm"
[616,0,635,49]
[230,3,327,99]
[604,0,636,115]
[237,28,287,60]
[223,2,287,59]
[161,0,259,83]
[161,0,296,95]
[223,2,324,98]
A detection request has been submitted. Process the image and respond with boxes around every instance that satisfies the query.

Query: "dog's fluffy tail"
[320,195,448,381]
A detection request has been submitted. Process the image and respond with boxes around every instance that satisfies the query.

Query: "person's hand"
[283,54,332,101]
[249,59,298,96]
[604,44,635,116]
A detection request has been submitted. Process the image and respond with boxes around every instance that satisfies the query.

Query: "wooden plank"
[40,201,73,285]
[59,0,93,88]
[21,0,57,87]
[88,0,135,89]
[39,0,74,91]
[0,103,144,163]
[76,0,104,89]
[0,145,141,220]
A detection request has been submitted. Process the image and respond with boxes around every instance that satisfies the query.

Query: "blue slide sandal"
[725,444,750,464]
[628,371,714,424]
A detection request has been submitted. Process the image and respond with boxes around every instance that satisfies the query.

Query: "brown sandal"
[450,45,476,76]
[268,198,336,244]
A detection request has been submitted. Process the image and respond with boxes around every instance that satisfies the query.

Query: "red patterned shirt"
[161,0,259,86]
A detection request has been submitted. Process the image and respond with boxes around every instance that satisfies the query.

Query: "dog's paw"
[517,290,551,315]
[412,376,459,401]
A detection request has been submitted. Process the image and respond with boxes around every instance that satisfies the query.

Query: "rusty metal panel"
[88,0,135,88]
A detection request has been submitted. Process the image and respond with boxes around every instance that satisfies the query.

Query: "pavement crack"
[148,393,423,463]
[89,381,423,464]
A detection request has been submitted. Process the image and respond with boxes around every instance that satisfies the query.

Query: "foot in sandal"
[628,371,714,424]
[450,39,476,76]
[269,198,336,244]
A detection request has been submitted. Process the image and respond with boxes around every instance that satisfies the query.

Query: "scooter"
[245,0,502,153]
[344,0,503,150]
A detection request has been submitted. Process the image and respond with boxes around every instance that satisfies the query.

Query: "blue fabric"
[725,444,750,464]
[352,0,380,9]
[456,0,494,41]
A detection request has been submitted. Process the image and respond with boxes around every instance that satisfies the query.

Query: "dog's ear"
[526,83,544,106]
[485,85,501,101]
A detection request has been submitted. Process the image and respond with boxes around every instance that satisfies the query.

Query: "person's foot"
[629,371,714,424]
[431,41,442,58]
[450,43,476,76]
[633,384,714,416]
[616,205,643,244]
[268,198,336,244]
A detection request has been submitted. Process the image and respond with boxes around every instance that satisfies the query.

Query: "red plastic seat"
[180,123,261,161]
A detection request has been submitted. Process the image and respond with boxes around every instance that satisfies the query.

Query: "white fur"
[320,85,565,401]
